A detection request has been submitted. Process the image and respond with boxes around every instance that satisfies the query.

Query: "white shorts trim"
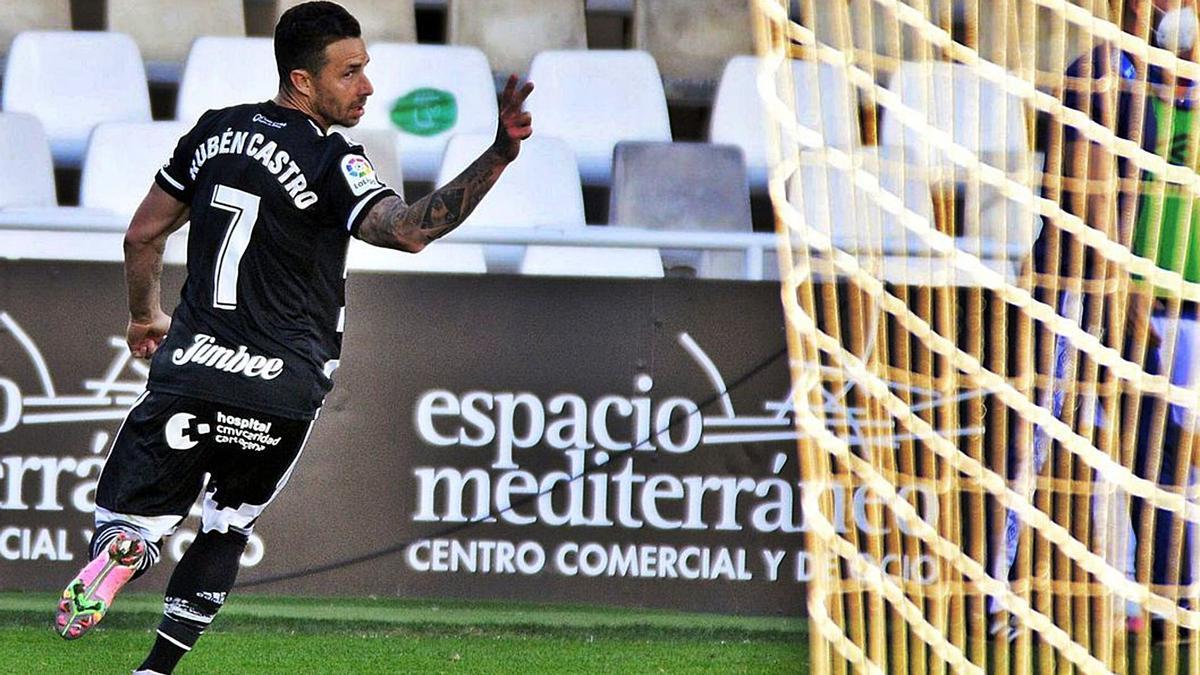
[94,506,184,542]
[199,418,316,534]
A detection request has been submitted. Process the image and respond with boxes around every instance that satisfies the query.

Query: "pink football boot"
[55,531,146,640]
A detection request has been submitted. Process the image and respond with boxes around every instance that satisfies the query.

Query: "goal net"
[753,0,1200,672]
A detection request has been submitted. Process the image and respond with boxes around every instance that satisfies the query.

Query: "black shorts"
[94,391,315,539]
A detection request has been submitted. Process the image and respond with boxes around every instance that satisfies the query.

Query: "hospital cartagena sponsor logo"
[213,411,281,452]
[163,411,281,452]
[166,413,209,450]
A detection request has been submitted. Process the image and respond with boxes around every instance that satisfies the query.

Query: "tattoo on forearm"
[428,187,466,227]
[405,149,506,240]
[358,197,407,247]
[357,148,508,250]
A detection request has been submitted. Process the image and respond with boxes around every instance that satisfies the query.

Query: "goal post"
[752,0,1200,672]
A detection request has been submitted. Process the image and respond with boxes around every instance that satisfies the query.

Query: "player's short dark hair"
[274,1,361,94]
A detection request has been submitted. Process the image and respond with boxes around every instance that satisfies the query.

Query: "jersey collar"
[262,100,328,136]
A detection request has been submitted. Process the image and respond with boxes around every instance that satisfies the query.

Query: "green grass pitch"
[0,592,807,673]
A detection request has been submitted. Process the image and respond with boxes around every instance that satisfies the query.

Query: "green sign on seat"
[390,88,457,136]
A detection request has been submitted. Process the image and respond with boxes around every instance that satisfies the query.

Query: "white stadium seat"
[0,224,128,262]
[439,133,663,277]
[881,61,1030,170]
[437,133,585,227]
[77,121,192,263]
[0,100,167,262]
[176,37,277,124]
[0,112,57,208]
[108,0,246,83]
[710,56,858,191]
[2,31,151,168]
[609,141,751,279]
[525,50,672,186]
[0,207,188,263]
[80,122,190,217]
[439,132,586,272]
[359,43,497,182]
[689,55,935,282]
[789,150,936,277]
[880,61,1039,258]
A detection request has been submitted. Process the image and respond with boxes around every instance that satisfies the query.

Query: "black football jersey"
[148,101,397,419]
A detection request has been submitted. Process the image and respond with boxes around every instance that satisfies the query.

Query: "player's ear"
[289,68,316,98]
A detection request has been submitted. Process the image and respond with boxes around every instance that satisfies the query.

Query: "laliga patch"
[341,154,382,196]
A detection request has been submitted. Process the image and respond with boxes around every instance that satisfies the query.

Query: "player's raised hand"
[127,310,171,359]
[493,74,534,161]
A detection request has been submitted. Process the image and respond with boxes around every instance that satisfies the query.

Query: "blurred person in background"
[994,0,1199,639]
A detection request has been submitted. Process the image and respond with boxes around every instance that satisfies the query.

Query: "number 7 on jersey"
[210,184,261,310]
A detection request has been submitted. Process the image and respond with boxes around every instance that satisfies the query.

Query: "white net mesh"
[753,0,1200,671]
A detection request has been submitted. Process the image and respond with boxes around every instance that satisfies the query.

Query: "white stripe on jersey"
[346,187,388,232]
[158,168,186,191]
[323,359,340,378]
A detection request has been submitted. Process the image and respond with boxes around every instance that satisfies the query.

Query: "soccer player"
[52,2,533,672]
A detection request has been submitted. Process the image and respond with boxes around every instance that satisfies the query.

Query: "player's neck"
[272,91,329,132]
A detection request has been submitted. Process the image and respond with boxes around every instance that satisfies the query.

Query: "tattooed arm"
[357,75,534,253]
[357,146,512,252]
[124,183,189,358]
